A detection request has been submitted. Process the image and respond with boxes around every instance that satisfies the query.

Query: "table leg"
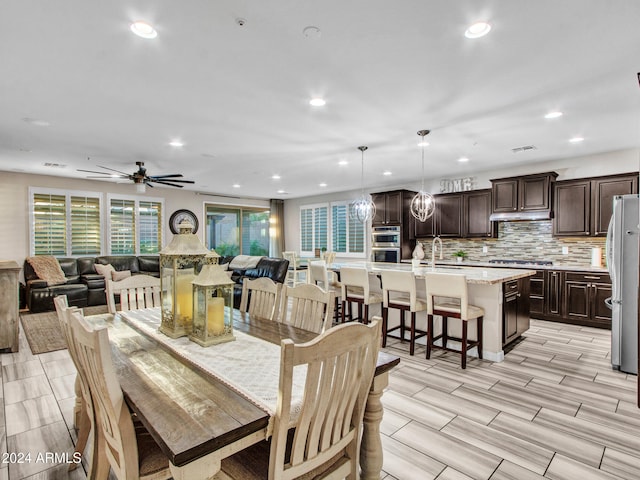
[169,454,221,480]
[360,371,389,480]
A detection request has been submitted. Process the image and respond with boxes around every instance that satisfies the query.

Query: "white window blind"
[110,199,136,254]
[32,193,67,255]
[71,195,101,255]
[139,201,162,254]
[300,205,328,255]
[331,202,365,255]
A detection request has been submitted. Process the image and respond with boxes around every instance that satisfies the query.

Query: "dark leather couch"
[220,256,289,308]
[24,255,160,313]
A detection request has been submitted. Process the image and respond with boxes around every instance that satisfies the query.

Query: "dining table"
[83,307,400,480]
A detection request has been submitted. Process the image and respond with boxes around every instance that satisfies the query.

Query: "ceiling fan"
[78,161,195,192]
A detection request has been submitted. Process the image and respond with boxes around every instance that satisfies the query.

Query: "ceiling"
[1,0,639,199]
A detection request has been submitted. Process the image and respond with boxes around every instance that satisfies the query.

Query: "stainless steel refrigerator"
[606,194,639,374]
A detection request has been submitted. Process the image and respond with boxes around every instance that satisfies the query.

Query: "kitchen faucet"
[432,236,443,269]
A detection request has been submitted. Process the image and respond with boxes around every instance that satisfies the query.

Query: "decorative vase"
[457,256,463,263]
[412,242,425,260]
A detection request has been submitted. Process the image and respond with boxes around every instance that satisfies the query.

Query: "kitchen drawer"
[564,272,610,284]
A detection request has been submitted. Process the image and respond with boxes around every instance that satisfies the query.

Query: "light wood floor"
[1,318,638,479]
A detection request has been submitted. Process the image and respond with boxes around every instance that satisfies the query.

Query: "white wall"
[283,148,640,255]
[0,171,268,278]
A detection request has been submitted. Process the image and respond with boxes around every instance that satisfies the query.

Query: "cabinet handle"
[584,276,601,280]
[517,293,521,297]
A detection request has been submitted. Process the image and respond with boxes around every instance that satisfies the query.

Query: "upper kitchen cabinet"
[372,190,407,225]
[553,172,638,237]
[414,189,496,238]
[490,172,558,221]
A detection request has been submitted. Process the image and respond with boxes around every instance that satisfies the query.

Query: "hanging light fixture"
[349,146,376,223]
[410,130,435,222]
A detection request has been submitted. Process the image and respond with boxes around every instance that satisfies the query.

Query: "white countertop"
[402,259,609,274]
[332,261,535,285]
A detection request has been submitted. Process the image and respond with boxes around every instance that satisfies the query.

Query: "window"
[300,202,365,257]
[108,196,163,255]
[30,189,102,256]
[205,205,270,256]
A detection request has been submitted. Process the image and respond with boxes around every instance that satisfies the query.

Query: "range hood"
[489,210,553,221]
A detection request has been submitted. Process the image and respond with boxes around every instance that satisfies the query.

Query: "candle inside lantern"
[176,274,193,321]
[207,297,225,335]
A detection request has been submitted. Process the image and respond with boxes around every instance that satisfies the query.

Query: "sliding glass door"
[205,205,270,256]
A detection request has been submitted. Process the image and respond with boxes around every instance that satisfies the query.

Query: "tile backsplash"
[416,220,606,268]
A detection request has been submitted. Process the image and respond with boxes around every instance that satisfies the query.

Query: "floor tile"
[380,434,445,480]
[488,460,546,480]
[39,359,76,381]
[560,375,637,404]
[489,381,580,417]
[525,378,618,412]
[441,416,553,475]
[576,404,640,435]
[545,454,622,480]
[20,464,85,480]
[382,390,454,430]
[3,376,52,405]
[413,386,499,425]
[1,361,45,383]
[5,395,64,436]
[392,421,501,480]
[380,408,411,436]
[600,447,640,479]
[451,384,539,421]
[435,466,474,480]
[48,375,76,402]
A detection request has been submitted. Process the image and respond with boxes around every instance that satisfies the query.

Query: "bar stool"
[380,270,427,355]
[282,251,306,286]
[340,267,382,324]
[308,260,342,324]
[424,272,484,369]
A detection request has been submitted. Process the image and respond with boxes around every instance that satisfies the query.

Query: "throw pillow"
[94,263,115,278]
[26,256,67,286]
[111,270,132,281]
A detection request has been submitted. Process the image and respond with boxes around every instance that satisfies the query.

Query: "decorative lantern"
[159,220,211,338]
[189,264,235,346]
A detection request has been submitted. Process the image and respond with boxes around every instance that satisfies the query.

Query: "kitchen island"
[332,262,536,362]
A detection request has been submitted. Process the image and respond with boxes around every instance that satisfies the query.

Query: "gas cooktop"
[488,259,553,266]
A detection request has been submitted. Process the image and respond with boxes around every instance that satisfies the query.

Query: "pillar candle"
[207,297,225,335]
[176,274,193,321]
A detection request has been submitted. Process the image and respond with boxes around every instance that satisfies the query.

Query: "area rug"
[20,305,109,355]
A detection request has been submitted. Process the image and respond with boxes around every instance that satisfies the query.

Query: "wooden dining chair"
[106,274,161,313]
[215,319,382,480]
[239,277,282,321]
[68,309,172,480]
[53,295,96,474]
[307,260,341,324]
[282,251,306,287]
[279,283,334,334]
[424,272,484,369]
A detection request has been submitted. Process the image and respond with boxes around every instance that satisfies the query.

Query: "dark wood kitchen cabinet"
[372,191,403,225]
[503,278,530,346]
[546,270,564,319]
[563,271,612,328]
[553,172,638,237]
[492,172,557,216]
[529,271,545,318]
[436,193,463,237]
[463,189,497,238]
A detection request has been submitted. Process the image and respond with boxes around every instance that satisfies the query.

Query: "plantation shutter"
[331,204,348,253]
[70,195,101,255]
[33,193,67,255]
[110,199,135,254]
[139,201,162,254]
[300,207,313,252]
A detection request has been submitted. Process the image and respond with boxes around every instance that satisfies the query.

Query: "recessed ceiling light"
[569,136,584,143]
[338,159,348,166]
[309,98,326,107]
[23,117,50,127]
[271,174,281,180]
[458,157,469,163]
[130,21,158,39]
[232,183,241,188]
[465,21,491,39]
[169,140,184,147]
[545,111,563,119]
[319,182,327,187]
[383,171,392,176]
[277,189,287,194]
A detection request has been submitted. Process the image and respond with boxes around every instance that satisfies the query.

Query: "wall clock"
[169,209,199,234]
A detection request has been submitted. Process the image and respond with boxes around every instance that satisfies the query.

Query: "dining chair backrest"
[269,319,381,480]
[282,251,305,287]
[380,270,421,311]
[425,272,470,319]
[106,274,161,313]
[282,251,298,268]
[322,250,336,265]
[307,260,331,290]
[240,277,282,320]
[280,283,334,333]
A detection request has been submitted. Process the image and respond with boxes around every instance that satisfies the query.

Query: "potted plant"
[453,250,467,263]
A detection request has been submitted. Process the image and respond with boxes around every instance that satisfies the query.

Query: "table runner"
[118,308,307,431]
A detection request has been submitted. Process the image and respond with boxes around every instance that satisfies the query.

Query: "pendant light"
[410,130,435,222]
[349,146,376,223]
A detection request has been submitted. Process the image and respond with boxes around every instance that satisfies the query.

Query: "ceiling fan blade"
[144,181,154,188]
[77,169,116,175]
[94,165,132,176]
[151,180,186,188]
[85,175,119,179]
[150,178,195,184]
[148,174,184,179]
